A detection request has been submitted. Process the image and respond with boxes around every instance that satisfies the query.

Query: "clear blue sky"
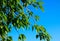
[8,0,60,41]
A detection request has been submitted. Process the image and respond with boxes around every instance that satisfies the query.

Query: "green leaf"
[3,14,7,22]
[18,34,26,41]
[39,26,46,32]
[29,12,33,16]
[39,5,44,12]
[7,36,12,41]
[32,0,36,2]
[34,15,39,21]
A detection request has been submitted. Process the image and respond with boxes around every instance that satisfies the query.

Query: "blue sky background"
[8,0,60,41]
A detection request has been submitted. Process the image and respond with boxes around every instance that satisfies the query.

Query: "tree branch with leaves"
[0,0,51,41]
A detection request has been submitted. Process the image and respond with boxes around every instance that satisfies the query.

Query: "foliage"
[0,0,51,41]
[18,34,26,41]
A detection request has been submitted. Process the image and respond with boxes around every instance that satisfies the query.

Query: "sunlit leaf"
[32,0,36,2]
[18,34,26,41]
[34,15,40,21]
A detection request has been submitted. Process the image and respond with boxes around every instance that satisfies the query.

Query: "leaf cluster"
[0,0,50,41]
